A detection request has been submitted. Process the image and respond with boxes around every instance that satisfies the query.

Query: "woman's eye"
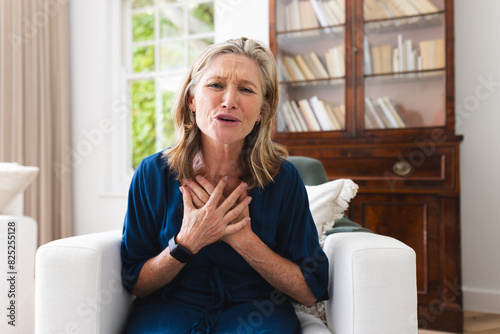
[209,83,223,89]
[241,87,254,93]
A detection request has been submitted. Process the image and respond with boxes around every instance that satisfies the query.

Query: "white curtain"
[0,0,72,244]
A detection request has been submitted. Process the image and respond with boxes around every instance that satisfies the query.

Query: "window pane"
[188,38,213,64]
[131,80,156,169]
[160,6,185,38]
[132,12,155,42]
[131,0,154,9]
[188,2,214,34]
[160,41,185,70]
[158,75,184,149]
[133,45,155,72]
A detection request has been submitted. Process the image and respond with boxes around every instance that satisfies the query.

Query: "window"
[125,0,215,169]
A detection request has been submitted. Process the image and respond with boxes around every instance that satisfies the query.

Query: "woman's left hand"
[182,175,252,244]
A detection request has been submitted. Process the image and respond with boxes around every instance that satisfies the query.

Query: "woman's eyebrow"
[205,75,259,90]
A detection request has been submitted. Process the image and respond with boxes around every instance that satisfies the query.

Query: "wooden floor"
[419,311,500,334]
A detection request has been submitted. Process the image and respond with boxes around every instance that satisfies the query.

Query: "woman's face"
[188,54,264,150]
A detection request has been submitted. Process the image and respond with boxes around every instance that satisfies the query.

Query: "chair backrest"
[287,156,329,186]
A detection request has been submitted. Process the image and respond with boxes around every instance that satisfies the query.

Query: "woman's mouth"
[215,114,240,123]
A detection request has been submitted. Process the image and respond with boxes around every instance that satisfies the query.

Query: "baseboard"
[463,286,500,314]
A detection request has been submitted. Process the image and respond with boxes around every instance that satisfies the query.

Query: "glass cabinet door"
[274,0,347,133]
[362,0,446,130]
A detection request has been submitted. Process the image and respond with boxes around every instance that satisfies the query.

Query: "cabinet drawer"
[289,142,459,192]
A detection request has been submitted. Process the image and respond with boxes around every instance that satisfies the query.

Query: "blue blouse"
[121,152,329,333]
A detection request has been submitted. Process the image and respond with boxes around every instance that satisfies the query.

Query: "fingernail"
[241,182,248,189]
[223,175,229,181]
[246,196,252,203]
[179,187,184,194]
[196,175,203,182]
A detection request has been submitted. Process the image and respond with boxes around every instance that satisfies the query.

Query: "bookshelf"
[270,0,463,332]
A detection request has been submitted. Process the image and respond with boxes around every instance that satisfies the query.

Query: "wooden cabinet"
[269,0,463,332]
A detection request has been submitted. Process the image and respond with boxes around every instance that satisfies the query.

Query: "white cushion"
[297,311,332,334]
[0,163,39,213]
[305,179,358,237]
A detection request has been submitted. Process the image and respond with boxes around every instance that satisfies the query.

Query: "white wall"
[455,0,500,313]
[70,0,128,235]
[69,0,500,313]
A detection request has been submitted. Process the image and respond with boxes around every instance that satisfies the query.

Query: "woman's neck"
[195,142,245,181]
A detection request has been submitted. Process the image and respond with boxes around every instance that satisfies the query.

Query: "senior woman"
[121,37,329,333]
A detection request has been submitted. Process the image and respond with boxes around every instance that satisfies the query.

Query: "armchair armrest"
[323,232,418,334]
[35,230,134,334]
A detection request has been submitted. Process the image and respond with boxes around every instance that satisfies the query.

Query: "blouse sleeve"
[121,154,165,292]
[276,162,330,302]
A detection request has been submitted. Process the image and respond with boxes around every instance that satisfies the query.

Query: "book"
[420,39,444,70]
[325,45,345,77]
[295,55,316,80]
[365,0,390,20]
[392,47,399,72]
[288,0,301,30]
[397,34,405,72]
[298,99,322,131]
[408,0,439,13]
[290,100,309,131]
[382,96,408,127]
[326,0,345,24]
[283,56,305,81]
[436,38,445,68]
[305,52,330,79]
[309,96,334,130]
[334,104,346,129]
[364,37,372,74]
[309,0,332,29]
[281,102,298,131]
[376,97,400,128]
[379,0,406,17]
[405,39,414,71]
[364,97,386,128]
[299,1,320,29]
[372,46,382,74]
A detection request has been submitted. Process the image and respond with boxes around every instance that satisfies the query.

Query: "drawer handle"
[393,161,413,177]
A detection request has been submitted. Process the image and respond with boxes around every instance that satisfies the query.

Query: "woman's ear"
[188,93,195,112]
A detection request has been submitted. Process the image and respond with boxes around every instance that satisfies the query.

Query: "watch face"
[169,235,193,263]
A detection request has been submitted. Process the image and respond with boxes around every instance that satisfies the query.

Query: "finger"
[218,182,248,214]
[179,186,195,211]
[224,216,251,235]
[187,178,211,205]
[195,175,216,195]
[237,190,247,204]
[205,176,228,207]
[185,186,204,209]
[223,196,252,224]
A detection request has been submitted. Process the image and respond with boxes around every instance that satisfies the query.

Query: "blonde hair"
[163,37,288,188]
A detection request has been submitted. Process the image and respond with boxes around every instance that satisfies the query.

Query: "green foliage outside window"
[131,80,156,169]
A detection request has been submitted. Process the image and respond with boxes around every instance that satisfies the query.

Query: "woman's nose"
[220,88,238,110]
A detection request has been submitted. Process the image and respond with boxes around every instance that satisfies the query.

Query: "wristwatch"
[168,234,194,263]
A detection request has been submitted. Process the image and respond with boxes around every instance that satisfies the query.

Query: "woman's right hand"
[176,176,251,254]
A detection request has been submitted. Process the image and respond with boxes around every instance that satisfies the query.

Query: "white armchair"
[35,229,417,334]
